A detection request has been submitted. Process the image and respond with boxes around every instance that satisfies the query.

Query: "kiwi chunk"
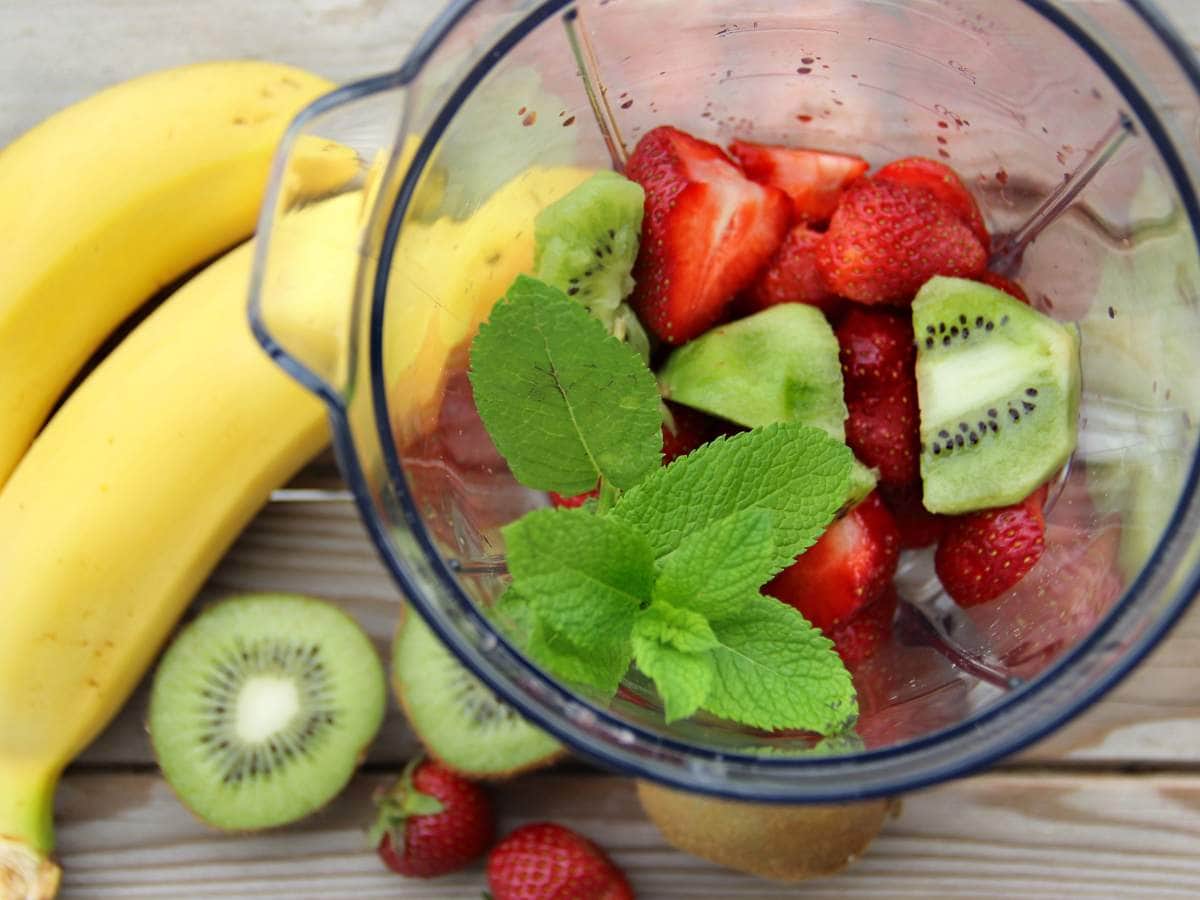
[534,170,645,331]
[148,594,385,830]
[914,276,1080,514]
[393,606,563,778]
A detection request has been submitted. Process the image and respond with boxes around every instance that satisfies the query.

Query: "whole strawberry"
[742,225,841,317]
[819,177,987,304]
[487,822,634,900]
[935,491,1046,606]
[875,156,989,248]
[372,758,494,879]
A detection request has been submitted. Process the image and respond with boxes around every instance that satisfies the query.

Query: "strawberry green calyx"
[368,757,445,853]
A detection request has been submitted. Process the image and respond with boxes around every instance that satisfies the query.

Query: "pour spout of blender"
[989,112,1138,276]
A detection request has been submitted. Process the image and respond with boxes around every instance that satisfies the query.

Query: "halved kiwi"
[148,594,386,830]
[913,277,1080,513]
[392,605,564,778]
[534,170,646,337]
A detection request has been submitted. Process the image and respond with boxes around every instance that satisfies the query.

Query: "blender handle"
[248,73,410,407]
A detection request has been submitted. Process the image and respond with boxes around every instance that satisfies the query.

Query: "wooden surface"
[5,1,1200,897]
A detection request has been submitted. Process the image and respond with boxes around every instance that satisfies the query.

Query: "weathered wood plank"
[77,495,1200,767]
[53,772,1200,898]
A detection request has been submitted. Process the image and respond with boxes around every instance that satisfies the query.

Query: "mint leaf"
[612,423,851,572]
[653,509,774,622]
[504,508,653,655]
[495,587,628,695]
[469,275,662,494]
[631,640,713,723]
[704,593,856,734]
[632,600,718,654]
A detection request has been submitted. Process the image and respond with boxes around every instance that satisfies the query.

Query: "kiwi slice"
[534,170,645,332]
[148,594,385,830]
[393,605,563,778]
[658,303,875,500]
[914,276,1080,514]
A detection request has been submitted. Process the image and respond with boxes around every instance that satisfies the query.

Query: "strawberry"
[879,483,948,548]
[626,126,791,345]
[765,492,900,630]
[977,270,1030,304]
[845,389,921,487]
[828,585,898,665]
[818,177,988,305]
[487,822,634,900]
[729,139,868,223]
[372,758,495,879]
[935,491,1046,606]
[835,306,915,401]
[549,488,599,509]
[876,156,990,248]
[741,225,841,316]
[661,402,719,463]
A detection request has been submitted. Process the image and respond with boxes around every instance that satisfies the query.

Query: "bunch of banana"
[0,60,351,490]
[0,57,597,897]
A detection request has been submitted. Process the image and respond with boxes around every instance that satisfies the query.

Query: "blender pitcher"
[249,0,1200,802]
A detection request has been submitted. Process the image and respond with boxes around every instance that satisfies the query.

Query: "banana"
[0,60,353,489]
[0,193,362,898]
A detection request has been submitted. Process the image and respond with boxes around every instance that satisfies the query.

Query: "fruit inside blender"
[384,5,1177,753]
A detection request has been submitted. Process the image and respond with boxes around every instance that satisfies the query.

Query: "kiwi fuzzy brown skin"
[636,780,894,882]
[392,605,567,781]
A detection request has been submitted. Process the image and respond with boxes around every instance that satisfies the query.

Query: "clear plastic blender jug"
[249,0,1200,801]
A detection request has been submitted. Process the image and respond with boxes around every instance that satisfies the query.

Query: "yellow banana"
[0,60,353,489]
[0,193,363,898]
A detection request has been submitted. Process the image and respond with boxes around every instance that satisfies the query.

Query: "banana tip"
[0,838,60,900]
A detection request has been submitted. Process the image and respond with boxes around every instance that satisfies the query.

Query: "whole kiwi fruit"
[636,780,893,882]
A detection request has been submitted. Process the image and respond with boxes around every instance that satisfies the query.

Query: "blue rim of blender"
[255,0,1200,802]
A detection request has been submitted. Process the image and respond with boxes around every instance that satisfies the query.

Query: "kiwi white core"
[236,677,300,743]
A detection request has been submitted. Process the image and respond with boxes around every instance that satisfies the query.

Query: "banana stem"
[0,765,61,897]
[0,837,60,899]
[0,764,56,856]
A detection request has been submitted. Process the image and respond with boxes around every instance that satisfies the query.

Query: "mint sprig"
[469,275,662,495]
[470,271,857,735]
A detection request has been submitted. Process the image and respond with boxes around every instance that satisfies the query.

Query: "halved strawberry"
[729,139,868,223]
[765,492,900,630]
[835,306,915,401]
[627,126,791,345]
[845,389,920,488]
[977,270,1030,304]
[828,585,898,665]
[879,482,948,548]
[741,225,841,316]
[876,156,989,248]
[935,490,1046,606]
[818,177,988,304]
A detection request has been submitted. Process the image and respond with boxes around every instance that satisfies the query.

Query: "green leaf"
[632,600,718,654]
[400,791,445,817]
[704,593,857,734]
[496,586,628,695]
[612,423,852,573]
[504,508,653,655]
[653,509,775,622]
[631,638,714,723]
[469,275,662,494]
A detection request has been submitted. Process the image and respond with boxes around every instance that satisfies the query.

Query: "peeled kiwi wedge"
[392,605,563,778]
[148,594,386,830]
[637,780,892,882]
[913,276,1080,513]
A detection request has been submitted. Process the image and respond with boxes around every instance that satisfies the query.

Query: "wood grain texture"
[53,772,1200,898]
[78,497,1200,767]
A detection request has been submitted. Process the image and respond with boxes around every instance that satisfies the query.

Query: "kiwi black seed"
[148,594,385,831]
[392,605,562,778]
[532,170,645,331]
[912,276,1080,514]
